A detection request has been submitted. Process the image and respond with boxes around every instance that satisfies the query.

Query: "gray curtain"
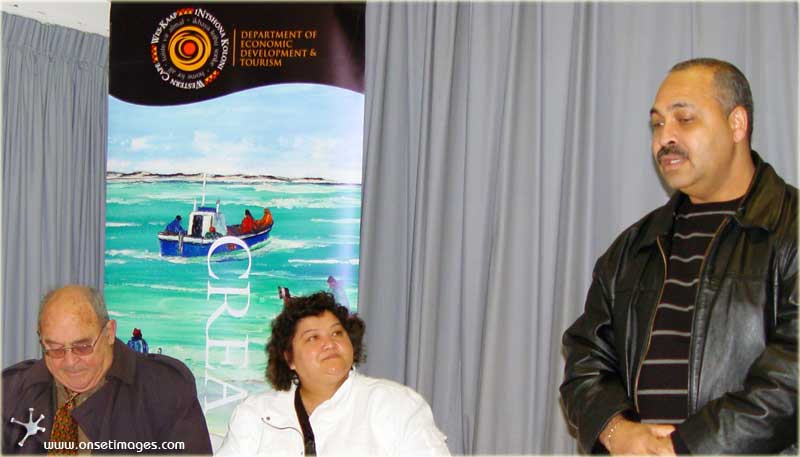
[2,13,108,365]
[360,2,797,454]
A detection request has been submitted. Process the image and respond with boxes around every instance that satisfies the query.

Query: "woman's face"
[287,310,354,389]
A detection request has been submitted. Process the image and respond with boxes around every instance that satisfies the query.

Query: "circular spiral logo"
[150,8,229,90]
[168,26,212,72]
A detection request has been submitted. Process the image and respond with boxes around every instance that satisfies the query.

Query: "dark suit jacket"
[3,339,212,454]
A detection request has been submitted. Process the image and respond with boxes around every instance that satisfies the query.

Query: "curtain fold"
[2,13,108,365]
[361,2,797,454]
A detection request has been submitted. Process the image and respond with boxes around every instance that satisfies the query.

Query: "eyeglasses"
[40,323,108,359]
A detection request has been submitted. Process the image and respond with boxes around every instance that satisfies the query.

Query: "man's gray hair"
[38,285,109,330]
[670,57,754,143]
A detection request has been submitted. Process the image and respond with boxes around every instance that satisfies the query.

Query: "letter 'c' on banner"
[207,236,252,279]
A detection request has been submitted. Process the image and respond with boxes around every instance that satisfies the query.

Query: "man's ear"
[728,105,749,144]
[106,319,118,343]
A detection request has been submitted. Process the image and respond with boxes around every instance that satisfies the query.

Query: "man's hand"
[600,415,677,456]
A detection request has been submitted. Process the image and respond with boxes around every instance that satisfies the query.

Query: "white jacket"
[216,371,450,456]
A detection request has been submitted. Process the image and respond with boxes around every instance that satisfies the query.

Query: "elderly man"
[561,58,797,454]
[2,285,212,454]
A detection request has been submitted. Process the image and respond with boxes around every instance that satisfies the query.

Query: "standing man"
[561,58,797,454]
[126,328,149,354]
[3,285,212,454]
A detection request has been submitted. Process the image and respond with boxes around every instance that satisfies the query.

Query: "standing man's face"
[649,67,747,203]
[39,286,117,393]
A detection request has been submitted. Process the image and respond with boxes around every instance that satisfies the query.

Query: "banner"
[107,2,364,442]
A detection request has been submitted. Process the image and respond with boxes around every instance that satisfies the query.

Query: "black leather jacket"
[560,151,797,454]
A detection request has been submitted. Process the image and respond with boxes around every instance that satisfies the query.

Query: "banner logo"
[150,8,229,90]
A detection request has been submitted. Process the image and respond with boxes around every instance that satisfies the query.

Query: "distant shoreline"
[107,171,360,186]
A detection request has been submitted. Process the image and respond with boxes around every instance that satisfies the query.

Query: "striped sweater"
[636,197,739,424]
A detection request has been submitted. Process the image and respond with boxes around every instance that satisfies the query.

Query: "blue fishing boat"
[157,178,273,257]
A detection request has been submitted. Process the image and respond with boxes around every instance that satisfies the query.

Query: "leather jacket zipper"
[633,235,668,413]
[632,218,730,415]
[685,217,729,413]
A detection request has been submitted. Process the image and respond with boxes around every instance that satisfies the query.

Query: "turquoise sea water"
[105,180,360,435]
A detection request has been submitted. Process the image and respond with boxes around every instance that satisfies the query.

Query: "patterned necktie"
[48,394,78,455]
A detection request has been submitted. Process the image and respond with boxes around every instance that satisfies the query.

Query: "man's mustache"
[657,144,688,161]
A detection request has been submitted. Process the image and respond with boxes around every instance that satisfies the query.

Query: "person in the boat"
[255,207,274,230]
[240,209,256,234]
[164,215,186,235]
[204,225,221,239]
[216,291,450,456]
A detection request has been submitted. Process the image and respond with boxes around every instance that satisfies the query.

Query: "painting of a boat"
[158,192,272,257]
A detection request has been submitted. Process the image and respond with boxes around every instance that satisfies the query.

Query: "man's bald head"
[38,285,108,332]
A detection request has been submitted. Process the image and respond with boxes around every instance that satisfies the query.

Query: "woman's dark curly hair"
[266,291,365,390]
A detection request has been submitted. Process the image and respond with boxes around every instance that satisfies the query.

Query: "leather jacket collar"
[633,150,786,252]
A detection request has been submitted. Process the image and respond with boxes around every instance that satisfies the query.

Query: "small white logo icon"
[10,407,46,446]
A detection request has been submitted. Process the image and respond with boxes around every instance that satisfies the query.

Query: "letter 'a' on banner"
[106,3,364,447]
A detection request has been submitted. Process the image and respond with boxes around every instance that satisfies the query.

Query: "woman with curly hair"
[217,291,450,456]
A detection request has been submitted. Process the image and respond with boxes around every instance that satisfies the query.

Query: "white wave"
[247,270,297,279]
[311,218,361,224]
[265,197,361,209]
[219,198,270,211]
[106,222,140,227]
[253,183,356,195]
[106,249,159,259]
[108,310,126,317]
[267,237,329,252]
[121,282,207,293]
[288,258,360,265]
[106,248,199,264]
[105,259,126,265]
[214,183,254,191]
[332,234,360,240]
[107,191,205,206]
[107,198,145,205]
